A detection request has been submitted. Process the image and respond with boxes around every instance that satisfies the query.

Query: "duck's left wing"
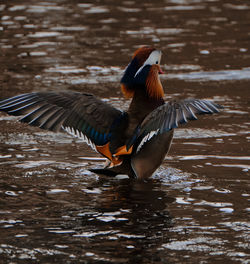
[0,91,125,156]
[127,99,223,152]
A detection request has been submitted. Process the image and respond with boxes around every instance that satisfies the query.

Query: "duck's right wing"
[127,99,223,152]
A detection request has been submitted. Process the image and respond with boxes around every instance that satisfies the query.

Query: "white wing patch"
[136,129,159,153]
[62,125,97,152]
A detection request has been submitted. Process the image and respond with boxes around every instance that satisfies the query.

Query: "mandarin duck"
[0,46,222,179]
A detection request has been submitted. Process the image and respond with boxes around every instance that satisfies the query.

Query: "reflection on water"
[0,0,250,263]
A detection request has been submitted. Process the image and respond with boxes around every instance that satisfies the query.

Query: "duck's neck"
[127,87,164,125]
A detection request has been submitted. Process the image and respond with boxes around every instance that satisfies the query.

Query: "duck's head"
[121,46,164,99]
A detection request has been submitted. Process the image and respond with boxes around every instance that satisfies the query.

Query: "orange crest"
[146,65,164,99]
[133,46,155,66]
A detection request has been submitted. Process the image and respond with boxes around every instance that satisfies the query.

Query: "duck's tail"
[89,158,136,178]
[89,168,119,177]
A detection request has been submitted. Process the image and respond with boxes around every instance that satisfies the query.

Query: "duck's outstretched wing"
[0,91,127,158]
[127,99,223,152]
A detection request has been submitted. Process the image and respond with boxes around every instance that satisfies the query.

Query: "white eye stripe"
[144,50,162,65]
[134,50,162,77]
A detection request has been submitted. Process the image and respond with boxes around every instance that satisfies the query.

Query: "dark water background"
[0,0,249,263]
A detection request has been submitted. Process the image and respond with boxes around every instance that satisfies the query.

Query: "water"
[0,0,249,263]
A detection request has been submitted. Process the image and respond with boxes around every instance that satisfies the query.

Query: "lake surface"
[0,0,249,263]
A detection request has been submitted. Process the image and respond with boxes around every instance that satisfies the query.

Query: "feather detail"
[114,145,133,156]
[127,99,223,151]
[96,143,124,166]
[136,129,159,153]
[96,143,113,160]
[121,84,134,98]
[108,156,123,167]
[146,65,164,99]
[62,125,97,152]
[132,46,155,65]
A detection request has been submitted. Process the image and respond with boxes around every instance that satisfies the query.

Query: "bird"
[0,46,223,179]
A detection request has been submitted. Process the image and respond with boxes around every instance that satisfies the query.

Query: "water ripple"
[166,68,250,81]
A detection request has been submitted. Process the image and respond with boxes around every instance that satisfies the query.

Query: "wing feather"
[0,91,123,153]
[127,99,223,151]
